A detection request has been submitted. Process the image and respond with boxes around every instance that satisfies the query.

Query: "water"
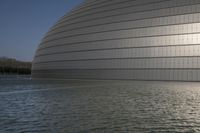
[0,76,200,133]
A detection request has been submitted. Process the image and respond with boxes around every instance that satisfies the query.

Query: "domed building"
[32,0,200,81]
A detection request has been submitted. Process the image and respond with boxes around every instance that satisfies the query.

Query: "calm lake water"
[0,76,200,133]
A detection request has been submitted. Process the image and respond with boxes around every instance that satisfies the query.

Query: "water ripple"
[0,77,200,132]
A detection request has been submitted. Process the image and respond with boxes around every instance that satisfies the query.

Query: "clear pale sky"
[0,0,84,61]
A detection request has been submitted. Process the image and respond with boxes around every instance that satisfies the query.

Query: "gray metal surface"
[32,0,200,81]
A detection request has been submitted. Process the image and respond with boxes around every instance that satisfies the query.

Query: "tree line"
[0,57,32,75]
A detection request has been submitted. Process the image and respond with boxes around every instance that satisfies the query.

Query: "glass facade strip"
[33,57,200,70]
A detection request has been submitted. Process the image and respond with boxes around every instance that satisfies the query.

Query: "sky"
[0,0,84,61]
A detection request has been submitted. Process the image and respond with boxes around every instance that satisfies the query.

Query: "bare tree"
[0,57,32,75]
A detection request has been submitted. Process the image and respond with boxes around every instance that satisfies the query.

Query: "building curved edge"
[32,0,200,81]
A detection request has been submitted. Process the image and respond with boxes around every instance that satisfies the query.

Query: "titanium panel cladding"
[32,0,200,81]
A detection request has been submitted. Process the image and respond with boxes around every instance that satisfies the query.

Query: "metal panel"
[32,0,200,81]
